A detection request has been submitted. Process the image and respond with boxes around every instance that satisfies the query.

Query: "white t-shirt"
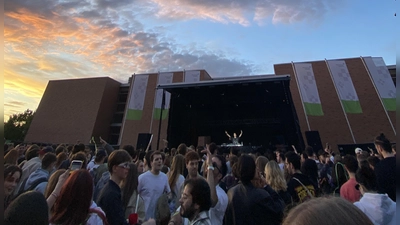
[138,170,171,220]
[209,185,228,225]
[278,162,285,171]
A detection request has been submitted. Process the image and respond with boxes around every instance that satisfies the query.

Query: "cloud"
[4,101,26,108]
[147,0,339,26]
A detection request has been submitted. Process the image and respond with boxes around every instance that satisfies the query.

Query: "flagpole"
[360,57,396,135]
[324,59,356,143]
[291,62,311,131]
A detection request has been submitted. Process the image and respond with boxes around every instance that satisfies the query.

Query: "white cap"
[355,147,362,154]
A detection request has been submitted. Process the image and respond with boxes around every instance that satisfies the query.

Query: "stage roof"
[156,74,290,92]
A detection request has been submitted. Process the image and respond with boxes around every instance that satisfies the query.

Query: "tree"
[4,109,35,142]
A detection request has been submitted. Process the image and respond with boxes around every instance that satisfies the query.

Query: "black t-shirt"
[287,173,316,203]
[231,137,240,144]
[374,156,396,201]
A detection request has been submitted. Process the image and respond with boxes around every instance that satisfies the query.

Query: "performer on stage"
[225,130,243,145]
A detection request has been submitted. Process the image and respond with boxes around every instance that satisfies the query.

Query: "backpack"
[155,193,171,225]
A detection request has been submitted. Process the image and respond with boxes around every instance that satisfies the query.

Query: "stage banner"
[327,60,362,114]
[363,57,396,111]
[126,75,149,120]
[154,72,173,119]
[184,70,200,82]
[294,63,324,116]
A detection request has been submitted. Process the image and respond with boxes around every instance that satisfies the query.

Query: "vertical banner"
[126,75,149,120]
[363,57,396,111]
[327,60,362,114]
[294,63,324,116]
[154,72,173,119]
[184,70,200,82]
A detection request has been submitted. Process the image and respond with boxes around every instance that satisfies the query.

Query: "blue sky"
[4,0,397,121]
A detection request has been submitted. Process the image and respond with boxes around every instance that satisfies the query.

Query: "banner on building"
[154,72,173,119]
[184,70,200,83]
[363,57,396,111]
[126,75,149,120]
[327,60,362,114]
[294,63,324,116]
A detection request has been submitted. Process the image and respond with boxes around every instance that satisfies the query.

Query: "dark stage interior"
[159,76,304,152]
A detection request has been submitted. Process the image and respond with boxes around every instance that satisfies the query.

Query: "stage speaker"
[136,133,152,150]
[305,131,323,153]
[197,136,211,147]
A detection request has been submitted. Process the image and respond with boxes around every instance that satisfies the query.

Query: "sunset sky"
[4,0,397,122]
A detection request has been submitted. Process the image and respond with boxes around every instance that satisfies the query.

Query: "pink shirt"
[340,177,361,203]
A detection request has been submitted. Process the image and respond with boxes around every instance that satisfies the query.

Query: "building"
[25,56,396,154]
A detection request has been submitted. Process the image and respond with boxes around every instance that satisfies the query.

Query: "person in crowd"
[196,146,205,175]
[5,191,49,225]
[55,145,67,156]
[264,161,292,205]
[13,144,42,197]
[356,151,370,168]
[49,169,107,225]
[276,151,285,171]
[285,151,316,203]
[55,152,68,169]
[4,164,22,210]
[138,151,171,220]
[177,143,188,156]
[300,152,308,165]
[300,157,320,196]
[121,162,146,223]
[4,148,19,165]
[87,150,107,171]
[122,145,138,163]
[355,147,363,155]
[23,152,57,194]
[225,154,284,225]
[354,166,396,225]
[167,154,186,213]
[170,178,212,225]
[253,156,269,188]
[97,149,132,225]
[331,155,348,196]
[340,155,361,203]
[373,133,396,201]
[225,130,243,145]
[58,143,86,169]
[136,159,145,174]
[44,169,66,198]
[319,153,333,195]
[282,197,374,225]
[366,156,380,170]
[185,151,202,179]
[203,147,228,225]
[222,155,238,190]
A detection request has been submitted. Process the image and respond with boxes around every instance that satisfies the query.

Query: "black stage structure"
[157,75,305,153]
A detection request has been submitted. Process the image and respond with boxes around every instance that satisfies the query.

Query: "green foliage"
[4,109,35,142]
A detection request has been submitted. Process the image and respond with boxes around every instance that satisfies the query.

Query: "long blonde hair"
[265,160,287,192]
[167,154,185,192]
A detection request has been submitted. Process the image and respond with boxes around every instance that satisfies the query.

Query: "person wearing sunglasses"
[354,166,395,225]
[97,150,132,225]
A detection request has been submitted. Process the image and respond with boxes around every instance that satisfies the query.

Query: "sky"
[4,0,397,122]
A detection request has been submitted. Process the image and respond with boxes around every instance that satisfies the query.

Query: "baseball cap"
[354,147,362,154]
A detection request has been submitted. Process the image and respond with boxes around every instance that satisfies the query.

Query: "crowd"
[3,133,396,225]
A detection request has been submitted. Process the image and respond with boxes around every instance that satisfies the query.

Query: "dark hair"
[95,150,107,162]
[4,149,19,165]
[355,166,377,192]
[285,151,301,170]
[366,156,380,168]
[208,143,218,155]
[177,143,187,155]
[196,146,205,158]
[41,153,57,169]
[185,151,200,165]
[55,146,67,155]
[230,147,239,156]
[279,152,285,161]
[50,170,93,225]
[108,150,132,174]
[4,164,22,180]
[237,154,256,184]
[305,146,314,157]
[71,143,85,155]
[150,151,162,164]
[55,152,68,169]
[214,154,228,178]
[342,155,358,173]
[301,159,319,185]
[184,178,211,212]
[145,150,154,169]
[374,133,392,153]
[70,152,88,169]
[121,163,139,211]
[122,145,137,159]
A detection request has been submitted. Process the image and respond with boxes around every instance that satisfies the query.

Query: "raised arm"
[239,130,243,138]
[225,131,231,138]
